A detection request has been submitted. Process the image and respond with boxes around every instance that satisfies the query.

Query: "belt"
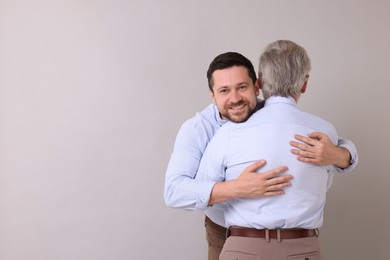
[228,227,318,241]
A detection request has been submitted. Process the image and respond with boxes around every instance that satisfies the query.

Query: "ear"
[255,78,262,96]
[301,75,309,93]
[209,89,216,103]
[301,82,307,93]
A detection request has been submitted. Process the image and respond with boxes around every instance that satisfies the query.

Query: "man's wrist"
[209,181,237,206]
[334,146,351,169]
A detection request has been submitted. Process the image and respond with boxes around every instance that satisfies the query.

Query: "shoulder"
[303,111,335,128]
[178,103,221,142]
[182,103,218,127]
[300,111,338,142]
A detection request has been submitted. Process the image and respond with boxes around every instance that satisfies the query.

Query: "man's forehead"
[212,66,251,84]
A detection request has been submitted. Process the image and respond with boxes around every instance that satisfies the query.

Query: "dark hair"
[206,52,257,91]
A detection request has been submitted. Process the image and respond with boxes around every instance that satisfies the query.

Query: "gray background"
[0,0,389,259]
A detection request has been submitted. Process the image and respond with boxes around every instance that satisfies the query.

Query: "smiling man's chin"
[227,110,251,123]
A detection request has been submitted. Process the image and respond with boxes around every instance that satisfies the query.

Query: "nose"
[229,89,242,103]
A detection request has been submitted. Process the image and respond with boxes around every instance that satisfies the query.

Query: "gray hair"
[259,40,311,99]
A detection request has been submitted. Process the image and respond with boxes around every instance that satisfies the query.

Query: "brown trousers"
[204,216,227,260]
[220,235,323,260]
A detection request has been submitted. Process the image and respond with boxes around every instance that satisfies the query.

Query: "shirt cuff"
[196,181,217,211]
[335,143,359,174]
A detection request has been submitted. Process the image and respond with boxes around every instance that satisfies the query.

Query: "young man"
[195,40,358,259]
[164,51,357,260]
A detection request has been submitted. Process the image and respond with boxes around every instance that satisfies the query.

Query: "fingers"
[290,135,319,156]
[263,178,293,196]
[293,131,328,144]
[244,160,266,172]
[293,134,316,146]
[263,190,285,197]
[296,156,315,163]
[307,132,325,140]
[262,167,293,196]
[262,166,288,179]
[290,140,314,154]
[291,148,315,159]
[266,174,293,186]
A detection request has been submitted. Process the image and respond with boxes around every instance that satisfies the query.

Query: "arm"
[195,126,292,210]
[165,106,292,211]
[164,120,215,210]
[290,132,358,173]
[208,160,291,206]
[165,127,291,210]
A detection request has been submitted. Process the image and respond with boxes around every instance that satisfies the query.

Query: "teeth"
[231,104,245,110]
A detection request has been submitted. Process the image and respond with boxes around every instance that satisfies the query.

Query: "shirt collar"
[213,104,227,126]
[264,96,297,107]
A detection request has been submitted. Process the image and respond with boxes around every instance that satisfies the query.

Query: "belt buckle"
[315,228,320,237]
[226,227,231,238]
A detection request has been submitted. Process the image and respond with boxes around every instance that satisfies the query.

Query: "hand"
[234,160,292,198]
[290,132,351,168]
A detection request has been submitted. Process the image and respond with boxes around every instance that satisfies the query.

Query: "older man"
[165,50,357,260]
[195,40,358,259]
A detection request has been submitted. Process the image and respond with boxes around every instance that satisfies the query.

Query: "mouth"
[229,103,246,111]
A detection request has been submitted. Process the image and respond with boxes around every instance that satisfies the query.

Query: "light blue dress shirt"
[164,98,358,228]
[164,104,225,210]
[196,96,347,229]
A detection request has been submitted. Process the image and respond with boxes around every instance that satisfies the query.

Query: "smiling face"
[210,66,259,123]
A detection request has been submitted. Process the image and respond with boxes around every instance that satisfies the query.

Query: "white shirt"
[196,96,339,229]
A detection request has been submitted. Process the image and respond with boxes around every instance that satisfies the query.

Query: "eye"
[219,88,228,94]
[239,84,248,90]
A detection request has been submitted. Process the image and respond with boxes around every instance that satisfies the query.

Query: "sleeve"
[195,129,228,211]
[164,119,216,211]
[335,136,359,174]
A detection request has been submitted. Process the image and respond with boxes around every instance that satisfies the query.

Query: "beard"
[220,100,255,123]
